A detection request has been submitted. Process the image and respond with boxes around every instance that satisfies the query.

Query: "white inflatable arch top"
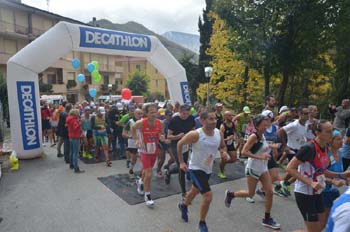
[7,22,190,159]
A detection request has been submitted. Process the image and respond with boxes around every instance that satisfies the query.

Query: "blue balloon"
[71,58,80,69]
[89,88,97,98]
[87,63,95,73]
[77,73,85,83]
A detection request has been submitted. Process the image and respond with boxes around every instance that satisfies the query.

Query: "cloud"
[22,0,205,34]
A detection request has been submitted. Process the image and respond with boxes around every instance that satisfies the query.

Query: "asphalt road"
[0,144,308,232]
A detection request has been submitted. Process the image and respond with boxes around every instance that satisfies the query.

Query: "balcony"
[0,20,29,39]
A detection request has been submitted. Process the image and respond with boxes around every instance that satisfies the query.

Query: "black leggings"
[169,144,189,195]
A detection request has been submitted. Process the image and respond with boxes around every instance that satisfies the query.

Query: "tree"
[0,72,8,122]
[202,13,264,110]
[126,71,149,96]
[179,51,198,101]
[198,0,214,91]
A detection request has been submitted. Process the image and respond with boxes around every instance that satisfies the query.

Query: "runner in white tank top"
[188,127,221,174]
[176,109,228,232]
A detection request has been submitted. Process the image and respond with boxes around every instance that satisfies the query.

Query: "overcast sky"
[22,0,205,35]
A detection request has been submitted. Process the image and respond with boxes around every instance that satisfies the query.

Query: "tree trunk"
[278,66,289,108]
[243,66,249,104]
[264,58,271,97]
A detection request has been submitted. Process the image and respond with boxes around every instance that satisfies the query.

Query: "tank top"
[323,150,343,193]
[223,122,235,146]
[294,140,329,195]
[82,115,92,131]
[189,128,221,174]
[127,118,137,148]
[246,133,270,172]
[264,125,278,143]
[138,118,162,155]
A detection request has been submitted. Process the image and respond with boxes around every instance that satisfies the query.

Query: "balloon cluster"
[71,58,101,98]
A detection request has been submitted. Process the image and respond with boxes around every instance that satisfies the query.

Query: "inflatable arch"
[7,22,190,159]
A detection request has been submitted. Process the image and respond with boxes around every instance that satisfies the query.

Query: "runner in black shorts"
[218,111,237,179]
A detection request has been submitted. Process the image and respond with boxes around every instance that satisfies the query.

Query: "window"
[47,74,57,84]
[85,75,92,84]
[136,64,141,71]
[104,75,109,85]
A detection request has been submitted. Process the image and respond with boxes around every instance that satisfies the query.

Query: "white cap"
[116,102,123,110]
[262,110,274,119]
[279,106,289,114]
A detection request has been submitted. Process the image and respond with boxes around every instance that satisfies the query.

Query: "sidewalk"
[0,143,306,232]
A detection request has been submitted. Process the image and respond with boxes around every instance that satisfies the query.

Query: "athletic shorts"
[294,192,325,222]
[94,135,108,146]
[287,149,298,162]
[188,169,211,194]
[140,153,157,169]
[127,148,138,154]
[323,190,340,208]
[158,142,169,150]
[227,143,236,152]
[42,119,51,130]
[267,155,278,169]
[245,167,266,180]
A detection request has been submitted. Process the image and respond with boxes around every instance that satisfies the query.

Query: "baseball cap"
[262,110,274,119]
[128,104,135,111]
[158,108,165,116]
[253,114,269,127]
[165,109,173,116]
[279,106,289,114]
[243,106,251,114]
[98,107,105,114]
[215,102,223,107]
[84,106,91,111]
[116,102,123,110]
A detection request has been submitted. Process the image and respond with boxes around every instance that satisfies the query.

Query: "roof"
[0,0,89,25]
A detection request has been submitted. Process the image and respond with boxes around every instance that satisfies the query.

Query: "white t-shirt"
[283,120,306,151]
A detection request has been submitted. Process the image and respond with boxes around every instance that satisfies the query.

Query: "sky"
[22,0,206,35]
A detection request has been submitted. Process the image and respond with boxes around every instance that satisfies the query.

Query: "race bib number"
[227,139,233,145]
[146,142,156,154]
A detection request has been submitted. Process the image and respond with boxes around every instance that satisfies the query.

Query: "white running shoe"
[245,197,255,203]
[136,178,144,195]
[144,194,155,208]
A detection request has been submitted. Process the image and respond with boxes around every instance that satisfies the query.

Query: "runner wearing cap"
[80,106,93,159]
[91,108,111,167]
[224,114,281,230]
[233,106,253,159]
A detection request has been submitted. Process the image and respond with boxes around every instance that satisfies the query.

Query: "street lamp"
[204,66,213,107]
[108,84,113,103]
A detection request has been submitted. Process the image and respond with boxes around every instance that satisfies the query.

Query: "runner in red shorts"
[132,103,169,207]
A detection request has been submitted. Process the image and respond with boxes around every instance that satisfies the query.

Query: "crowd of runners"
[39,96,350,232]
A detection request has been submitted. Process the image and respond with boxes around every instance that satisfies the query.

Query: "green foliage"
[179,52,199,101]
[198,0,214,86]
[0,72,8,120]
[126,71,149,96]
[66,80,77,89]
[207,0,343,110]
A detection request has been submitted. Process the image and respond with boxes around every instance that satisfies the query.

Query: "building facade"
[0,0,168,103]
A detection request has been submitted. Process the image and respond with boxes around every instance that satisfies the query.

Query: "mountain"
[162,31,200,54]
[90,19,198,62]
